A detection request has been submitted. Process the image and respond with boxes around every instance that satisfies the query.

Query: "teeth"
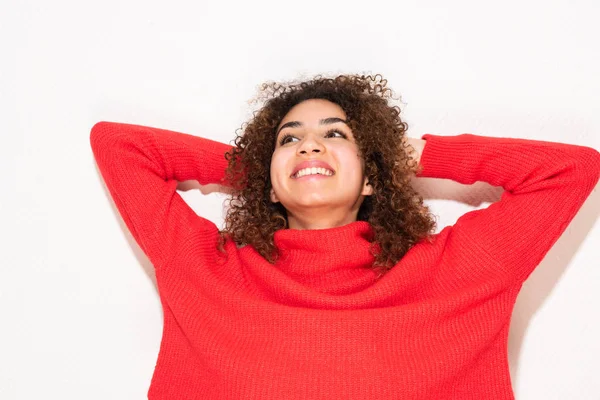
[294,167,334,178]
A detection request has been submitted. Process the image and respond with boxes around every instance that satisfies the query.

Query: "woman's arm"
[90,121,234,270]
[415,133,600,283]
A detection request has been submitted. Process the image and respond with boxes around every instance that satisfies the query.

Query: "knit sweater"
[90,121,600,400]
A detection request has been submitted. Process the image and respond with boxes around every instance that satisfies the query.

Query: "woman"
[90,74,600,399]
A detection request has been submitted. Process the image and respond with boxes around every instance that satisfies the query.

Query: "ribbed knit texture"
[90,121,600,400]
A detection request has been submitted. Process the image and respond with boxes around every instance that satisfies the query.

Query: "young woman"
[90,74,600,399]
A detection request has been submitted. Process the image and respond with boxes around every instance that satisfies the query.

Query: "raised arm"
[90,121,234,270]
[415,133,600,283]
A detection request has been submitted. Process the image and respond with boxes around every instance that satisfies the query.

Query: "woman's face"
[269,99,373,220]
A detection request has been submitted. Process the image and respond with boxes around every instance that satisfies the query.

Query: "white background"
[1,0,599,398]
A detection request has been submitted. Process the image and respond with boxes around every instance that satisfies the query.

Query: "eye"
[278,129,348,146]
[325,129,347,139]
[279,134,298,145]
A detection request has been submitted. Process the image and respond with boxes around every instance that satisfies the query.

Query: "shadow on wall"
[106,173,600,389]
[413,176,600,388]
[106,180,233,295]
[504,184,599,386]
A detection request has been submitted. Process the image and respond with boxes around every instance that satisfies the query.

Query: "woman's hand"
[177,180,234,195]
[176,180,201,192]
[403,136,426,171]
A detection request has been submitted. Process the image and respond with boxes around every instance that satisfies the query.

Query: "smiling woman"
[223,75,437,270]
[269,99,374,230]
[90,73,600,400]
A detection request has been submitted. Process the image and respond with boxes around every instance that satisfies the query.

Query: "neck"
[286,208,360,230]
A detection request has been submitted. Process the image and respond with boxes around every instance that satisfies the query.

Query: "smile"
[292,167,335,179]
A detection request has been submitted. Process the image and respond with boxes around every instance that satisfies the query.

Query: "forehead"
[278,99,346,126]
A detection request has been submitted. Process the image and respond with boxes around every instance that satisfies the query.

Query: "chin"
[286,197,341,209]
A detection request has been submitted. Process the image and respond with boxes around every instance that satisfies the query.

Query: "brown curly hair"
[219,73,437,276]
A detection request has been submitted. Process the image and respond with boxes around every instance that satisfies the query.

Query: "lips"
[290,160,335,178]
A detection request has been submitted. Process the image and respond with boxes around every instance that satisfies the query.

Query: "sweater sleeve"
[416,133,600,283]
[90,121,234,270]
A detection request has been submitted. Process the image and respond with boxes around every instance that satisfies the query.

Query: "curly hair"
[219,73,437,276]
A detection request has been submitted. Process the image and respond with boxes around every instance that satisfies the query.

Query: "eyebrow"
[276,117,349,136]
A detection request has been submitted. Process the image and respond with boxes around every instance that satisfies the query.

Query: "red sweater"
[90,121,600,400]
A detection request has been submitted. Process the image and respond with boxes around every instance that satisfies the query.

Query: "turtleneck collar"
[270,221,379,294]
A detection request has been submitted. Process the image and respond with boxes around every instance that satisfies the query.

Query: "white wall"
[2,0,599,398]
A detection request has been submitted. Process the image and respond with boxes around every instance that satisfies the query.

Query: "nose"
[297,133,325,155]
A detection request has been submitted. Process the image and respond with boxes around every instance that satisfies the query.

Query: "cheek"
[269,150,287,186]
[335,147,363,170]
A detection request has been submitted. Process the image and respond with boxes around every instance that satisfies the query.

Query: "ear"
[270,187,280,203]
[361,176,373,196]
